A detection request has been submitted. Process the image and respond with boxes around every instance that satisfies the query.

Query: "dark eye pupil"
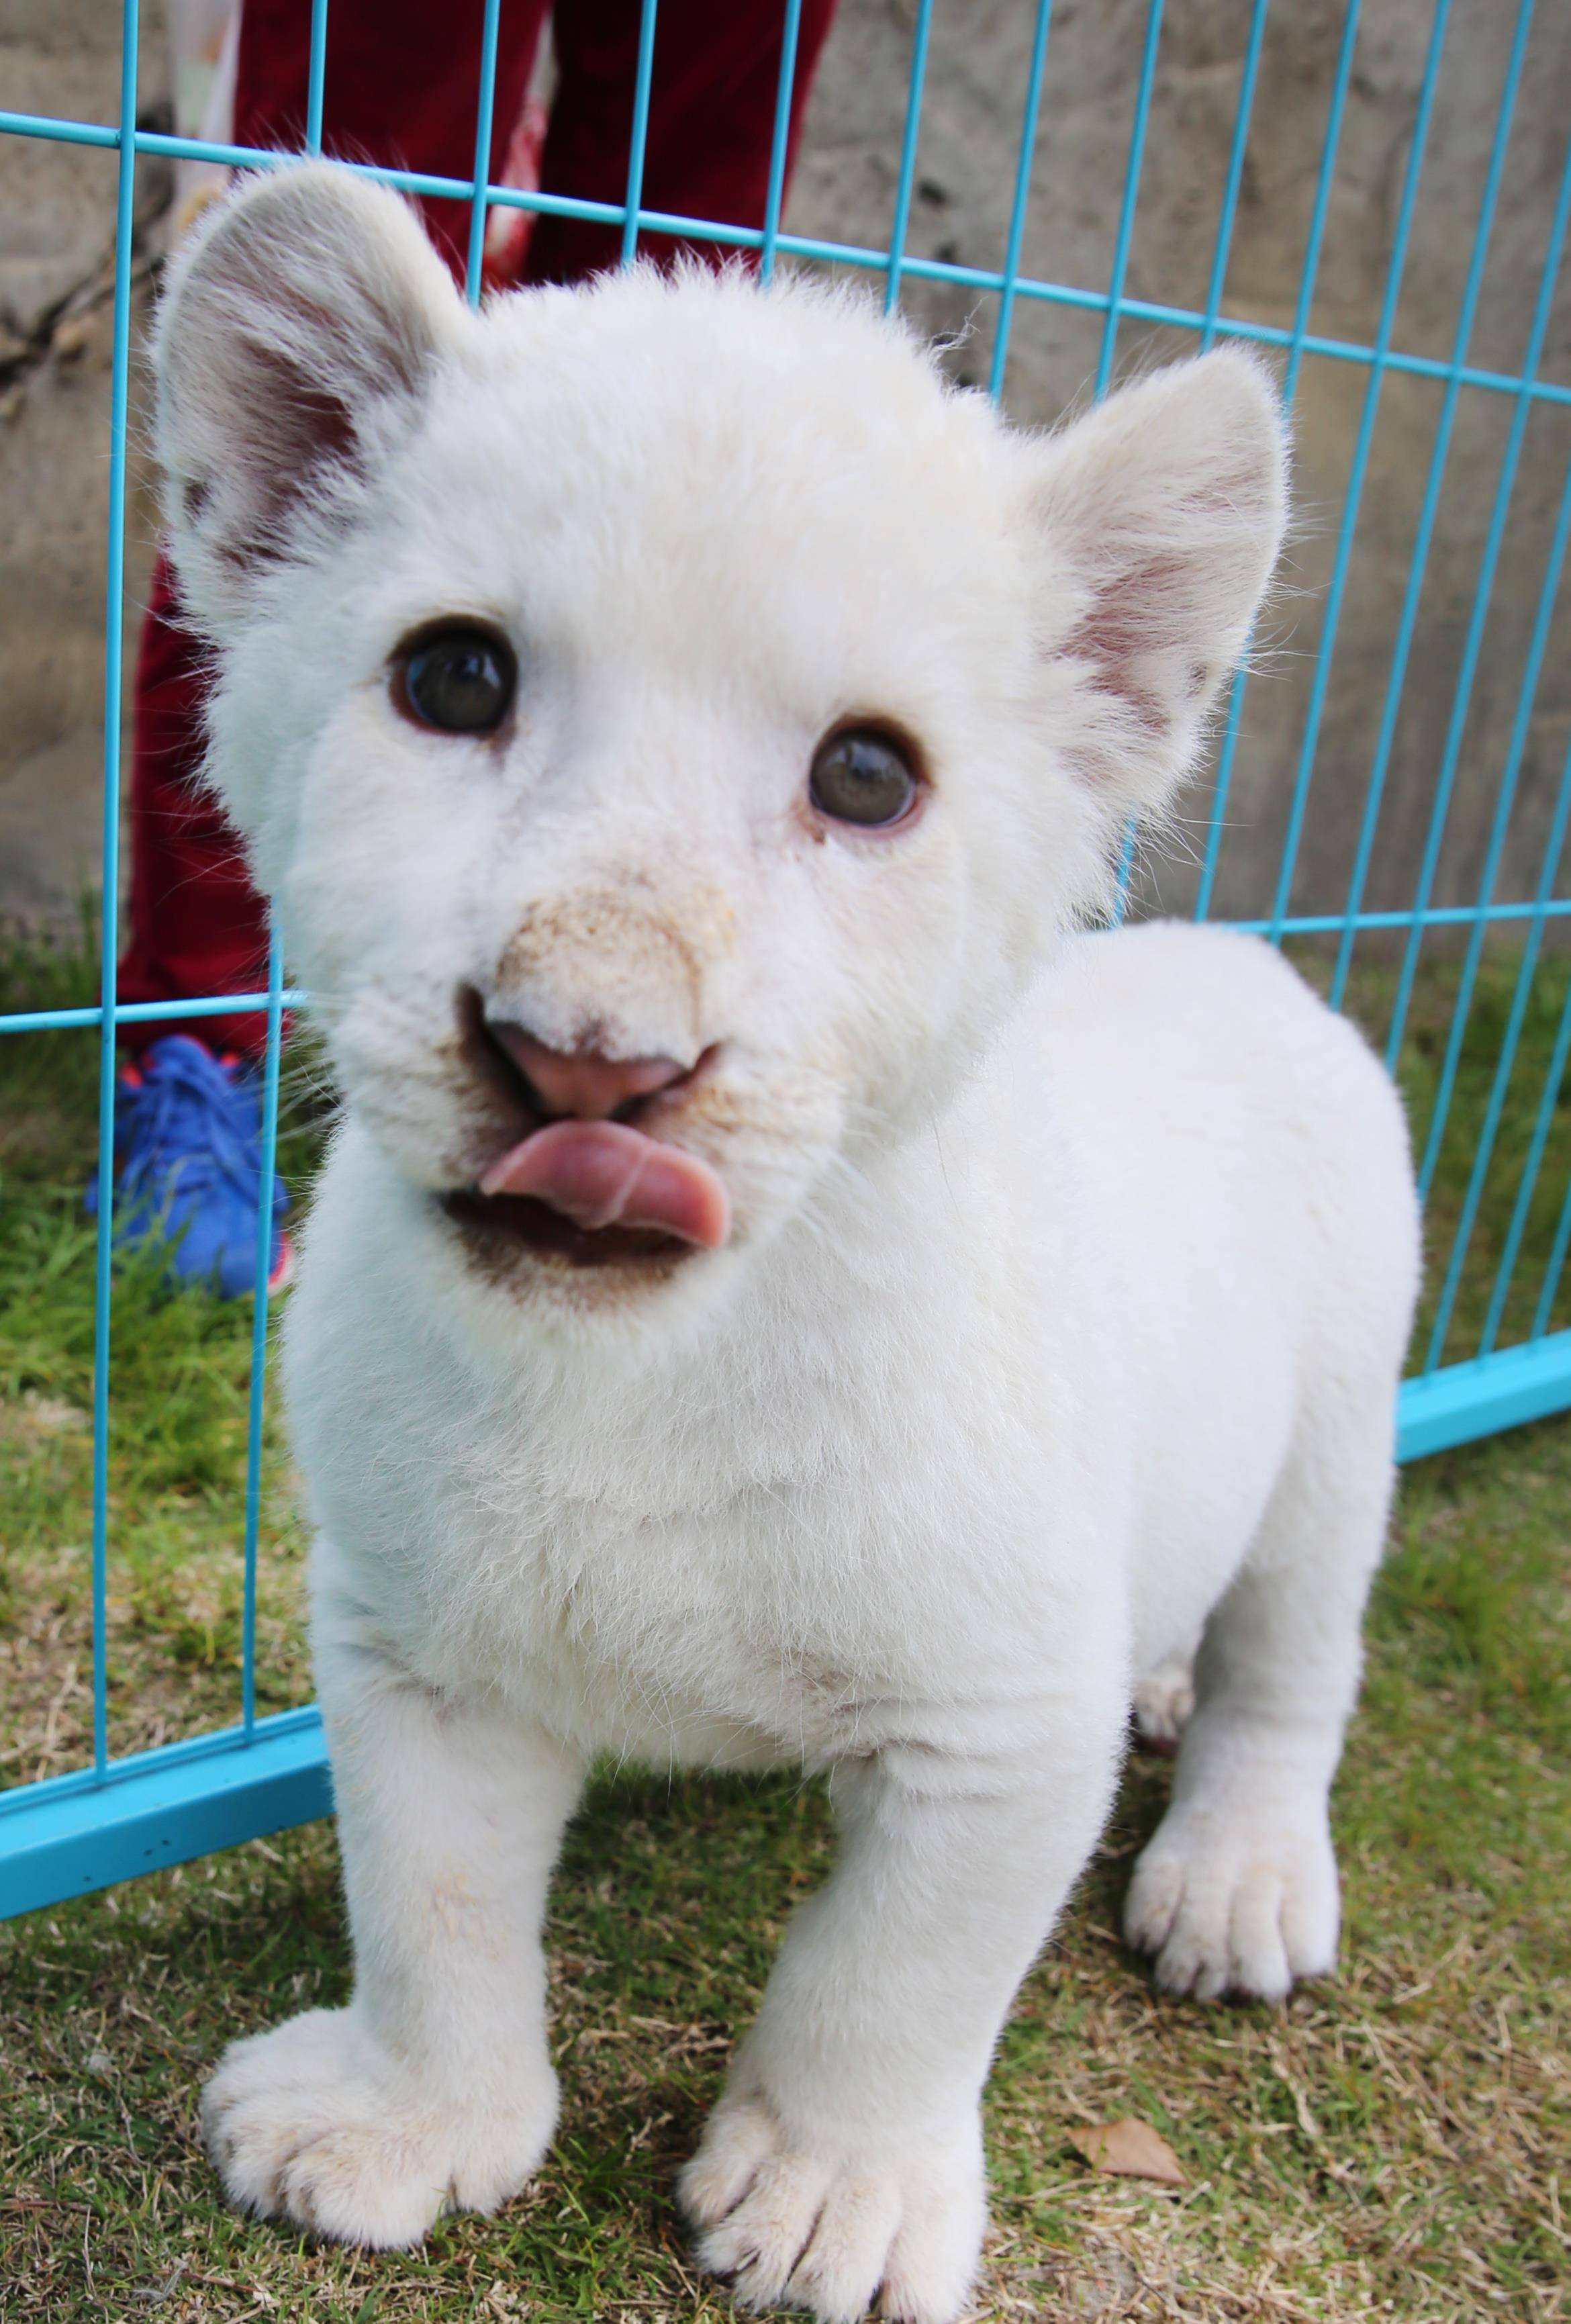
[809,729,917,827]
[401,628,516,733]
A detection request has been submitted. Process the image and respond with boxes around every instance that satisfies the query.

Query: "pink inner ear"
[168,177,447,590]
[1064,552,1192,742]
[218,327,362,565]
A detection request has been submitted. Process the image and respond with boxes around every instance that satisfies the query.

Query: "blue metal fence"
[3,0,1570,1917]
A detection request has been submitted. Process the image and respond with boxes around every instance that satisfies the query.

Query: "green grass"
[1,921,1568,2321]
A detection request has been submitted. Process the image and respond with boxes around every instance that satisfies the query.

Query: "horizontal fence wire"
[3,105,1571,408]
[3,0,1571,1907]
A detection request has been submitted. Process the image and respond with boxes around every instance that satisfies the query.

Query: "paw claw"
[682,2092,982,2324]
[1125,1806,1339,2002]
[200,2007,554,2245]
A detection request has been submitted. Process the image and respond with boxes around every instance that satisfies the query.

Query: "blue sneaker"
[84,1034,293,1297]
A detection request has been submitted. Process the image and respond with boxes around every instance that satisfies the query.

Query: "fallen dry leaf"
[1067,2117,1186,2186]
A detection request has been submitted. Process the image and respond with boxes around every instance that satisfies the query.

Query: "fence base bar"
[3,1338,1570,1921]
[1396,1328,1571,1461]
[0,1706,330,1918]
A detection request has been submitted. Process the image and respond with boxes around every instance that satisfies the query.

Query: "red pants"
[120,0,836,1054]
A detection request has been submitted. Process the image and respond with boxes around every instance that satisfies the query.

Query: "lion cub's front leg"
[683,1695,1124,2324]
[203,1597,582,2246]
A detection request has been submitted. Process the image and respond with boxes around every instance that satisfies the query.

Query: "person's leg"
[526,0,839,286]
[113,2,555,1289]
[234,0,550,279]
[117,549,273,1056]
[122,1,555,1068]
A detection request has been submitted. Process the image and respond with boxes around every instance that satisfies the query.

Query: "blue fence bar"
[1094,0,1165,399]
[1267,0,1452,948]
[305,0,329,154]
[85,0,144,1784]
[464,0,505,301]
[987,0,1054,402]
[240,928,287,1736]
[1483,968,1571,1355]
[1194,0,1364,919]
[3,0,1570,1926]
[882,0,933,316]
[620,0,661,265]
[1427,732,1571,1369]
[1329,0,1539,1013]
[1385,129,1571,1072]
[759,0,804,285]
[3,109,1571,409]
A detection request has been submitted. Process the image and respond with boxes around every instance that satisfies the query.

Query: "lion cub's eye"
[808,726,920,829]
[395,624,517,735]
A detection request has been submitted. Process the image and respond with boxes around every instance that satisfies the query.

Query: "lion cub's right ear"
[154,162,464,634]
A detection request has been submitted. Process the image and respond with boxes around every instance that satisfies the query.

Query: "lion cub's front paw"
[1123,1800,1339,2003]
[202,2007,555,2245]
[679,2090,985,2324]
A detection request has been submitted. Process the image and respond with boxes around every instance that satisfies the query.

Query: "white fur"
[157,167,1420,2321]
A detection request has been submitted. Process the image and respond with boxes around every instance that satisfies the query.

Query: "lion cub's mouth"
[442,1115,732,1273]
[439,1187,695,1270]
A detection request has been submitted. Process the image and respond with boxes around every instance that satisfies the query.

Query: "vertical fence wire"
[1094,0,1164,401]
[464,0,504,304]
[1328,0,1537,1013]
[759,0,804,284]
[236,0,335,1740]
[305,0,330,154]
[1425,647,1571,1370]
[620,0,661,265]
[1184,0,1269,923]
[1198,0,1269,359]
[1384,127,1571,1072]
[1100,0,1165,921]
[882,0,934,316]
[87,0,143,1779]
[986,0,1054,402]
[1415,451,1571,1227]
[240,927,285,1734]
[1194,0,1363,922]
[1482,919,1571,1355]
[1265,0,1452,946]
[1531,1112,1571,1340]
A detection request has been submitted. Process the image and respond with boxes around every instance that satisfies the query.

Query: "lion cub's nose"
[489,1023,690,1121]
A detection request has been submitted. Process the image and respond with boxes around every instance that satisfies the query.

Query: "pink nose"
[488,1023,689,1121]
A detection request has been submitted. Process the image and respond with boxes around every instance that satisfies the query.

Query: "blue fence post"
[882,0,934,317]
[464,0,504,304]
[620,0,661,266]
[1384,126,1571,1073]
[1329,0,1540,1013]
[86,0,144,1783]
[1266,0,1454,947]
[759,0,804,285]
[987,0,1054,404]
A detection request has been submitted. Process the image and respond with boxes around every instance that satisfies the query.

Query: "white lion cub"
[156,167,1419,2323]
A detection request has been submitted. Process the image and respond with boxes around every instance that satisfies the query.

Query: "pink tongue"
[478,1119,731,1249]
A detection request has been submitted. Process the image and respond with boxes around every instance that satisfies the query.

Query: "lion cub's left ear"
[154,162,465,635]
[1022,348,1289,816]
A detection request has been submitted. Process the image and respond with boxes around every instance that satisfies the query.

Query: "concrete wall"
[3,0,1569,938]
